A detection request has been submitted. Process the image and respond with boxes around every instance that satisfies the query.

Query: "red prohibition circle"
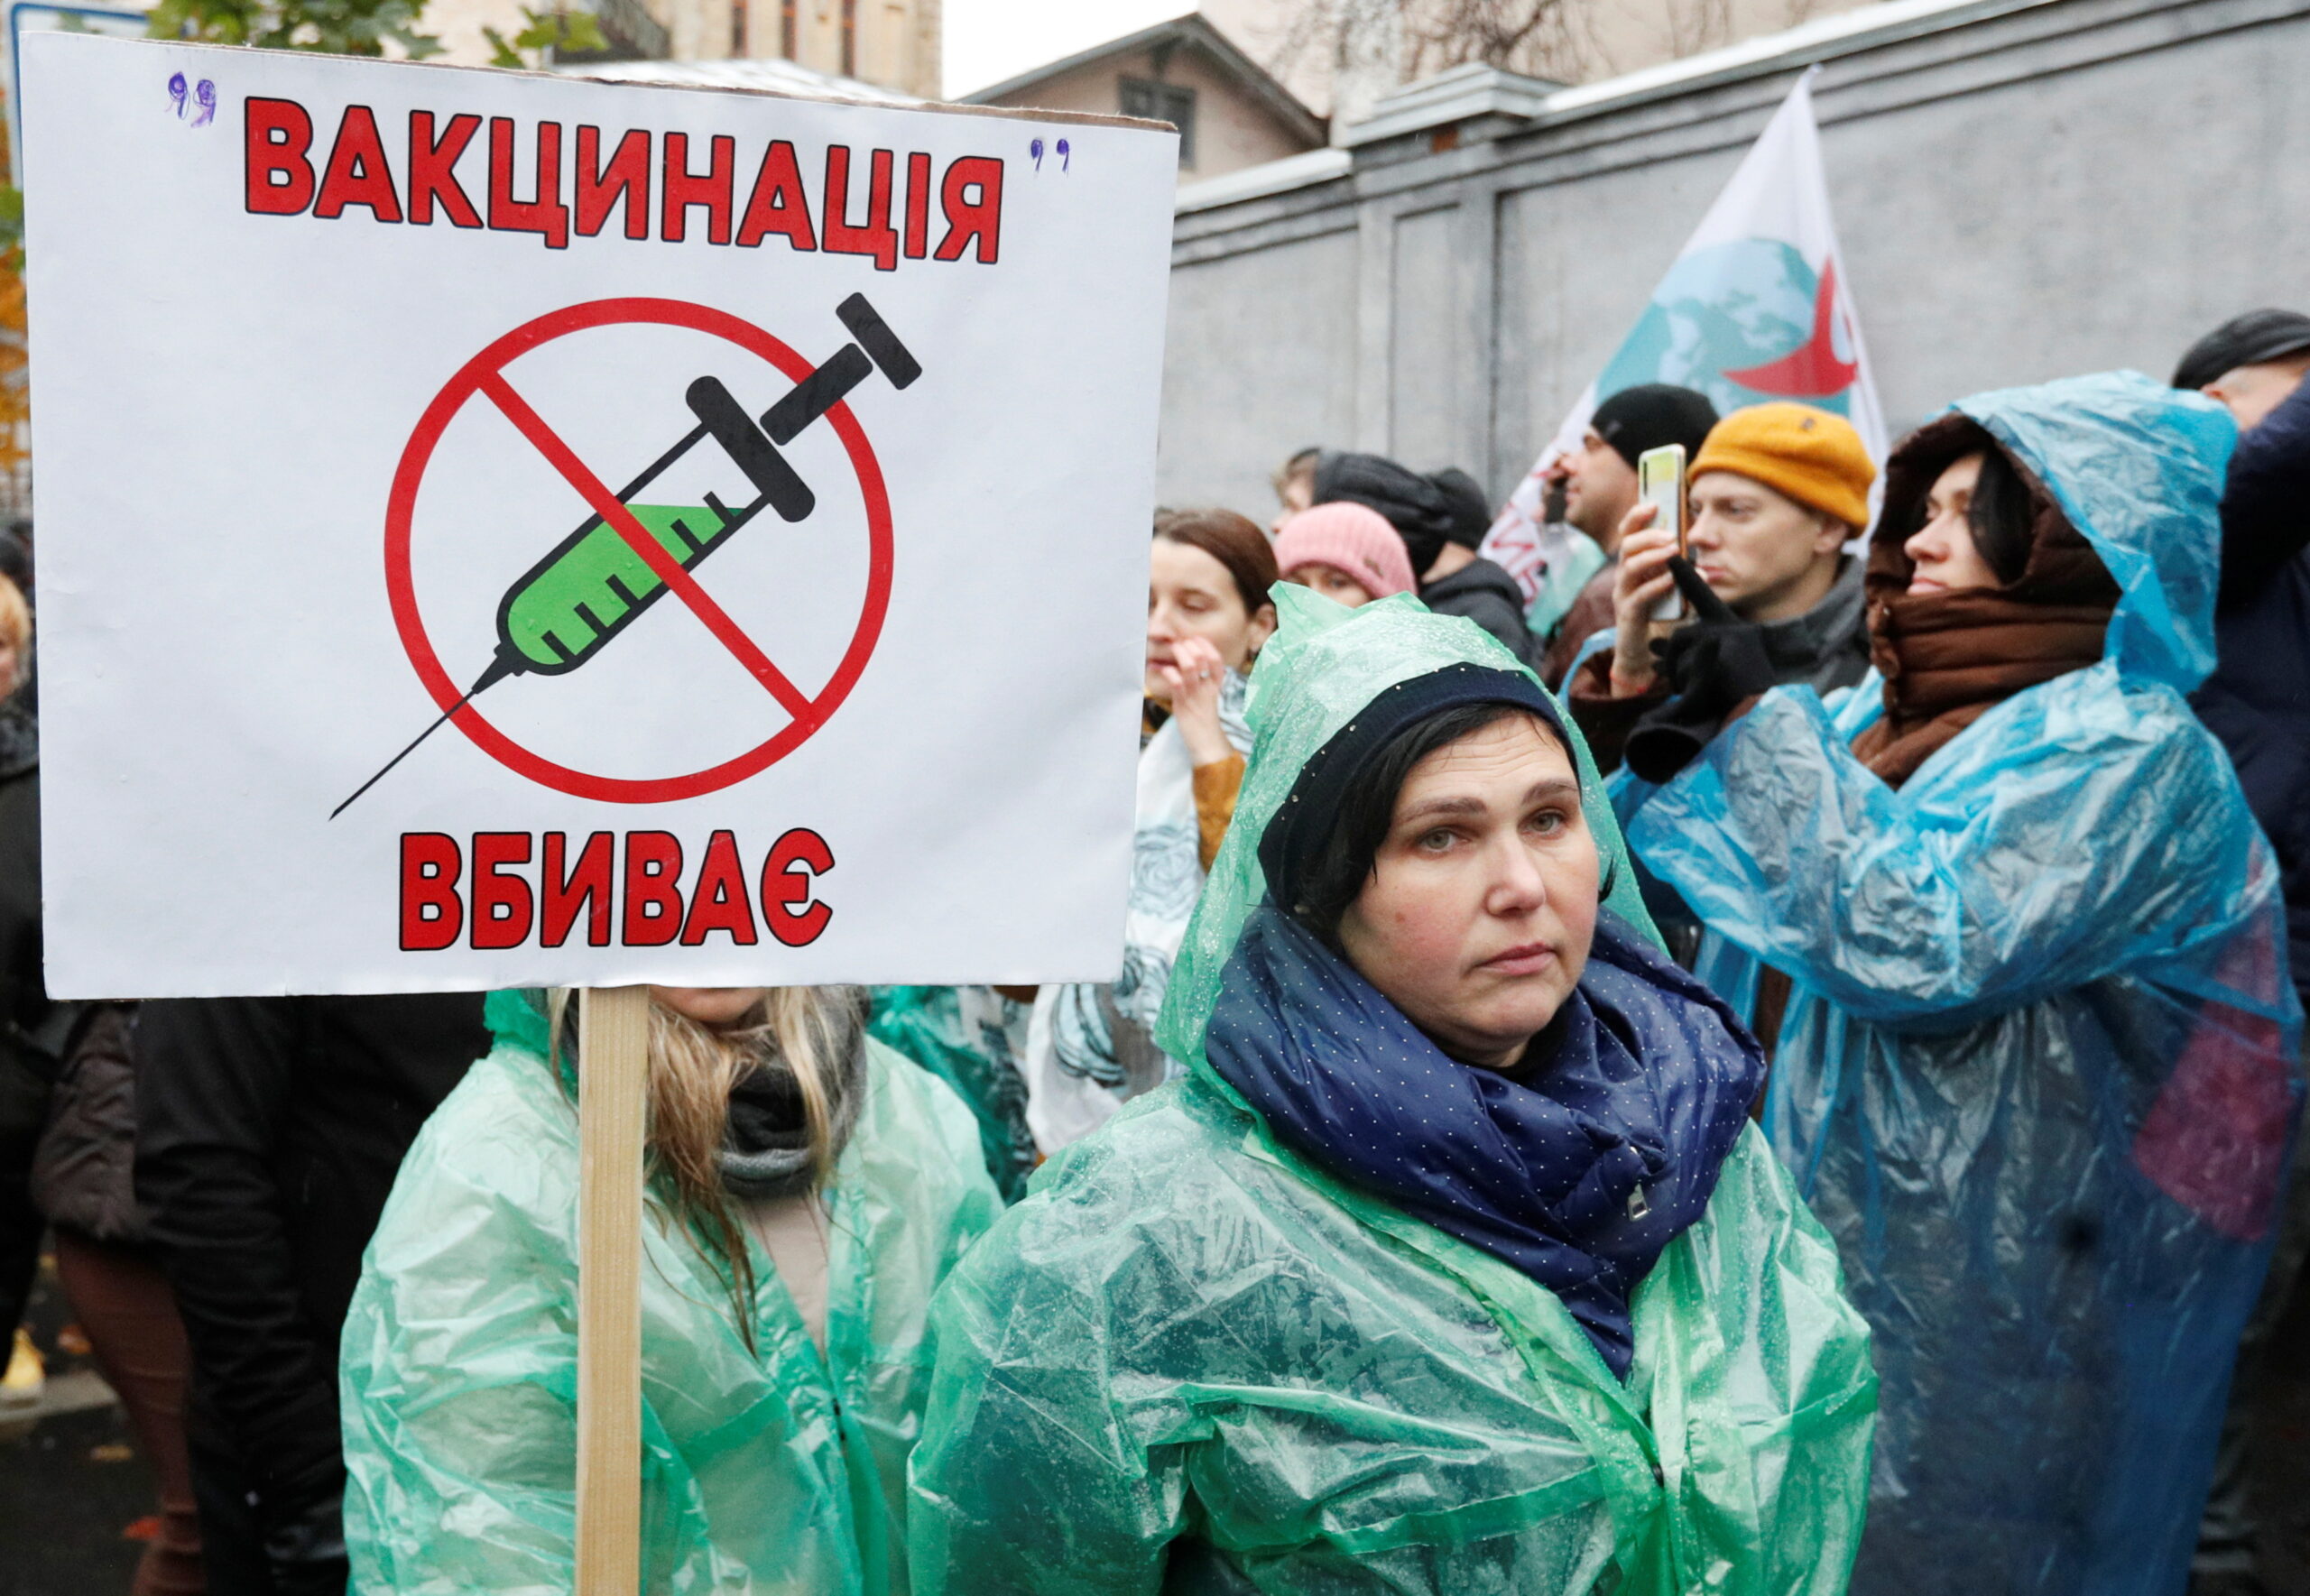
[383,297,893,804]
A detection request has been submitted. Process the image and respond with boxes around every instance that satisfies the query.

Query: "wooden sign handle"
[577,985,650,1594]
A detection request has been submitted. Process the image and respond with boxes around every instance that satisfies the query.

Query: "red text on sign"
[399,828,836,951]
[246,97,1003,266]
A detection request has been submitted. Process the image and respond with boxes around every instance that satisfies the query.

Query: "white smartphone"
[1638,443,1688,623]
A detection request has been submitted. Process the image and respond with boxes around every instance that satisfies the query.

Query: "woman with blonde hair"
[339,983,998,1594]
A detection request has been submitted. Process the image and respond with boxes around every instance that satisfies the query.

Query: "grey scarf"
[718,993,867,1201]
[1761,551,1871,697]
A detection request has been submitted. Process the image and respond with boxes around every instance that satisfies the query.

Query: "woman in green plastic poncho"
[339,984,998,1593]
[908,590,1878,1595]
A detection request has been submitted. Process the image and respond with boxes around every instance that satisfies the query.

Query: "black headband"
[1257,663,1566,909]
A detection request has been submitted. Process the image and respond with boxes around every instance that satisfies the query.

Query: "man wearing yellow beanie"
[1566,401,1877,781]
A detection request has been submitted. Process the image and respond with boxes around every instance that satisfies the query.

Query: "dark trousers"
[183,1388,281,1596]
[2194,1152,2310,1581]
[0,1047,46,1342]
[53,1230,207,1596]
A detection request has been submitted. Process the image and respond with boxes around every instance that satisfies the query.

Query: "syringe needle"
[330,656,515,821]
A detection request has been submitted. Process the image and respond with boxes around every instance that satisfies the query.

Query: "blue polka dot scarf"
[1204,904,1764,1379]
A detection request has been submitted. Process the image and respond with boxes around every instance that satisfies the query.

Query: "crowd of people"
[0,308,2306,1595]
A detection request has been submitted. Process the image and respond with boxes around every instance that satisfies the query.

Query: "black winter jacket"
[0,724,48,1344]
[2193,374,2310,1011]
[134,995,488,1522]
[1420,555,1538,669]
[32,1005,143,1244]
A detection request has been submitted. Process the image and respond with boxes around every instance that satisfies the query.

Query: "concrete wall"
[980,44,1320,183]
[1158,0,2310,521]
[1159,226,1361,510]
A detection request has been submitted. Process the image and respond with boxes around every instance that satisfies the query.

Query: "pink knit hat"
[1273,502,1418,600]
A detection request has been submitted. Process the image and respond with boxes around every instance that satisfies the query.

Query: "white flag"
[1483,67,1887,612]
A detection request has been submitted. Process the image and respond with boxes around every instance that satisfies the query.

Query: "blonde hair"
[548,986,854,1344]
[0,574,28,660]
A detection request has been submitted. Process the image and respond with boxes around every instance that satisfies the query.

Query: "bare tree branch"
[1255,0,1734,97]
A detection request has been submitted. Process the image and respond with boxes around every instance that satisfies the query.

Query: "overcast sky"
[942,0,1187,98]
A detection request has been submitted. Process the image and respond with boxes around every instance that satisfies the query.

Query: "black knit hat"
[2173,309,2310,391]
[1312,453,1492,575]
[1589,383,1721,468]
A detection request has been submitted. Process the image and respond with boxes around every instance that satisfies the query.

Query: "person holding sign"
[338,984,997,1592]
[910,590,1877,1593]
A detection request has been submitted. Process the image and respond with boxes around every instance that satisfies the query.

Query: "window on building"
[1119,78,1196,168]
[731,0,747,55]
[780,0,795,58]
[841,0,856,77]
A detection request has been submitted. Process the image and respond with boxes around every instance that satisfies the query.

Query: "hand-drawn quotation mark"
[1029,136,1072,173]
[1057,138,1070,171]
[166,73,216,126]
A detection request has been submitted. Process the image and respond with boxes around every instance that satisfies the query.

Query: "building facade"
[744,0,939,97]
[965,14,1326,186]
[424,0,938,99]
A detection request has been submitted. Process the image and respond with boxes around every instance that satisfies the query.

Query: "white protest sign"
[23,34,1177,999]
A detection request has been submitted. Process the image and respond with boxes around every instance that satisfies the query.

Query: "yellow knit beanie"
[1688,402,1875,530]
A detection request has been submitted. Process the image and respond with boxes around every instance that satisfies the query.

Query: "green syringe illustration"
[333,292,920,819]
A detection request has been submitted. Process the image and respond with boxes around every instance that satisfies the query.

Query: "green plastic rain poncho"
[866,986,1036,1203]
[907,588,1877,1595]
[340,992,1000,1594]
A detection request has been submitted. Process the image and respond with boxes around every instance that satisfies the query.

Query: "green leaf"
[147,0,441,59]
[507,6,608,57]
[480,23,522,67]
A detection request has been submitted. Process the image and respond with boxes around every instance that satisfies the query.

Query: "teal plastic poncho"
[1624,372,2305,1595]
[866,986,1036,1202]
[908,588,1877,1595]
[341,992,1000,1594]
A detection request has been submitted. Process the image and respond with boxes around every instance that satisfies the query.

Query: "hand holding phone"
[1639,444,1688,623]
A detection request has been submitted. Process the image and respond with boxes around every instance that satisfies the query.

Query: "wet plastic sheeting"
[910,590,1878,1593]
[1632,373,2304,1595]
[340,992,1000,1595]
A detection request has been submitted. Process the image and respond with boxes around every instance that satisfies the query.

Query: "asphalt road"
[0,1255,149,1596]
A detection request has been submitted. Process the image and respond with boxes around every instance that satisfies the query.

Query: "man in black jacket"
[0,743,41,1361]
[136,994,489,1595]
[2176,308,2310,1596]
[0,590,53,1357]
[2178,309,2310,1016]
[1537,383,1722,686]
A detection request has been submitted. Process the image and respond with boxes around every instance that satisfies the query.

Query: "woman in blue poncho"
[1623,372,2304,1595]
